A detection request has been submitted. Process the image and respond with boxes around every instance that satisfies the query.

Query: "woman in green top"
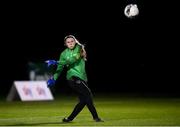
[47,35,103,122]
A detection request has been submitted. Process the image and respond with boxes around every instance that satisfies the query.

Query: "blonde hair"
[64,35,87,61]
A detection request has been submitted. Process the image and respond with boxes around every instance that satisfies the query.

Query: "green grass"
[0,94,180,126]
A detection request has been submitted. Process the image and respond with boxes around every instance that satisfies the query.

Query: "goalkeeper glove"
[47,77,56,87]
[45,60,59,67]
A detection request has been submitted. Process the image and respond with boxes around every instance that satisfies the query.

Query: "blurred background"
[0,0,179,98]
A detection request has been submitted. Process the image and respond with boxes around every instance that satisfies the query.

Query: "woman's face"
[65,37,76,49]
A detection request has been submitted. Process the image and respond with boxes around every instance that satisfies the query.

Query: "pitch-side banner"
[7,81,54,101]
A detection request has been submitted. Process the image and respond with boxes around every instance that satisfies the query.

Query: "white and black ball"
[124,4,139,18]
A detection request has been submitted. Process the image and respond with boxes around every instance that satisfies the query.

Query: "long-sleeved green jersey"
[53,44,87,81]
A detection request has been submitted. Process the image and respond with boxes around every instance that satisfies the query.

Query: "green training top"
[53,44,87,81]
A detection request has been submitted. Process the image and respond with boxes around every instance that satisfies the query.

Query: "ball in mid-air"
[124,4,139,18]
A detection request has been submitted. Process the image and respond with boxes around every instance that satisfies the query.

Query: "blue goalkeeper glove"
[47,77,56,87]
[45,60,59,67]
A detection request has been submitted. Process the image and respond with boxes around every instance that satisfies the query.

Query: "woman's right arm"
[53,52,66,80]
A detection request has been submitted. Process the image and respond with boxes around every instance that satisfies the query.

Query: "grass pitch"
[0,94,180,126]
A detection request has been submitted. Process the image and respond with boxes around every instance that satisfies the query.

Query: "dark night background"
[0,1,179,97]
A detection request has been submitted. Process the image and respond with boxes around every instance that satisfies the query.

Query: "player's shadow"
[0,121,73,126]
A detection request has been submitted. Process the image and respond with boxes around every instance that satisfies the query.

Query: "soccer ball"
[124,4,139,18]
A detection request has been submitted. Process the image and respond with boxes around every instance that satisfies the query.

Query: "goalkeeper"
[47,35,103,122]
